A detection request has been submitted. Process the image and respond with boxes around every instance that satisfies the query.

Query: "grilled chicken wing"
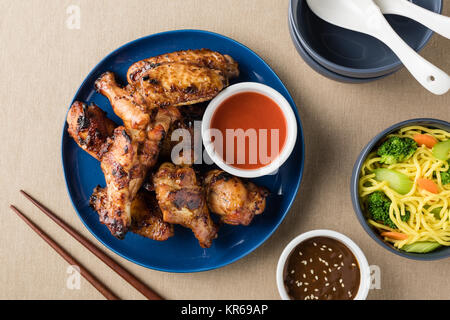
[66,102,176,240]
[99,126,144,238]
[153,163,218,248]
[95,72,150,142]
[159,104,206,165]
[204,170,269,226]
[98,106,180,239]
[66,101,116,160]
[127,49,239,84]
[90,187,173,241]
[131,62,229,109]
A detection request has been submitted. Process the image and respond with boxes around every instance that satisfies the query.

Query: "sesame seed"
[323,270,327,274]
[351,263,356,267]
[304,282,309,285]
[339,279,343,283]
[314,289,319,292]
[315,276,318,280]
[341,262,344,266]
[325,283,329,287]
[297,282,301,287]
[334,264,339,267]
[324,277,328,281]
[309,258,313,263]
[299,252,303,256]
[338,254,343,259]
[320,248,325,251]
[313,242,317,247]
[333,287,336,292]
[337,267,341,270]
[310,269,314,274]
[291,270,295,274]
[341,283,345,288]
[304,288,308,292]
[328,268,332,272]
[328,248,332,252]
[303,274,306,278]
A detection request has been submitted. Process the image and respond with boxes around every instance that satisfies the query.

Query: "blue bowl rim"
[350,118,450,261]
[289,0,443,77]
[288,9,397,83]
[61,29,306,272]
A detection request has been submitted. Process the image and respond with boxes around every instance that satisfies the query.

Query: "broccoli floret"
[432,167,450,185]
[377,137,417,164]
[440,168,450,185]
[367,191,410,229]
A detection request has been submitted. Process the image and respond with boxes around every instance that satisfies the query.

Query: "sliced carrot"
[413,134,438,148]
[381,231,408,240]
[417,178,439,194]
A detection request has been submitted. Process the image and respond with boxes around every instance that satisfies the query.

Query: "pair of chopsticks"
[10,190,163,300]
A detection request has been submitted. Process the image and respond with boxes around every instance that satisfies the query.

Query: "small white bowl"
[276,230,371,300]
[201,82,297,178]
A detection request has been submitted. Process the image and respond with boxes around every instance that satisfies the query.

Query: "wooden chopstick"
[19,190,163,300]
[10,205,119,300]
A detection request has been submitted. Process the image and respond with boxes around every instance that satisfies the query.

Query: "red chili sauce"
[210,92,287,169]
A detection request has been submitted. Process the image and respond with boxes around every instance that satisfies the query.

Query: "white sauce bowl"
[276,230,371,300]
[202,82,297,178]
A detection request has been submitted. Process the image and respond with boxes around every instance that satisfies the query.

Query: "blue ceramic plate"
[61,30,305,272]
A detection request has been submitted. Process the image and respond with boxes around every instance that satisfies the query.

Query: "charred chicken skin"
[66,101,175,240]
[90,187,173,241]
[97,106,180,239]
[127,49,239,84]
[133,62,230,109]
[153,163,218,248]
[95,72,150,142]
[204,170,269,226]
[98,126,143,238]
[66,101,116,160]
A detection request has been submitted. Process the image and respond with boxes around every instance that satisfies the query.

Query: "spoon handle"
[368,8,450,95]
[375,0,450,39]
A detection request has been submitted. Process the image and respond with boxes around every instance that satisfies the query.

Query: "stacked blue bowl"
[289,0,443,83]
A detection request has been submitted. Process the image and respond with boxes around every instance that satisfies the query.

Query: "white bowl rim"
[201,82,298,178]
[276,229,371,300]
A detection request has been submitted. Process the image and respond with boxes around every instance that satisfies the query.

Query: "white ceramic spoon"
[374,0,450,39]
[306,0,450,95]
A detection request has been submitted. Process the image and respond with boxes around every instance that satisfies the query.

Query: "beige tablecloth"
[0,0,449,300]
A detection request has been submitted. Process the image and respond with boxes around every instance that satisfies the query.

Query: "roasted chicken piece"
[159,104,205,165]
[99,126,144,238]
[66,101,116,160]
[127,49,239,84]
[66,101,177,240]
[153,163,218,248]
[132,62,230,109]
[204,170,269,226]
[90,187,173,241]
[95,72,150,142]
[98,106,180,239]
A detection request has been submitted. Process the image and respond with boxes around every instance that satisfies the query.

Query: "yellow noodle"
[359,126,450,249]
